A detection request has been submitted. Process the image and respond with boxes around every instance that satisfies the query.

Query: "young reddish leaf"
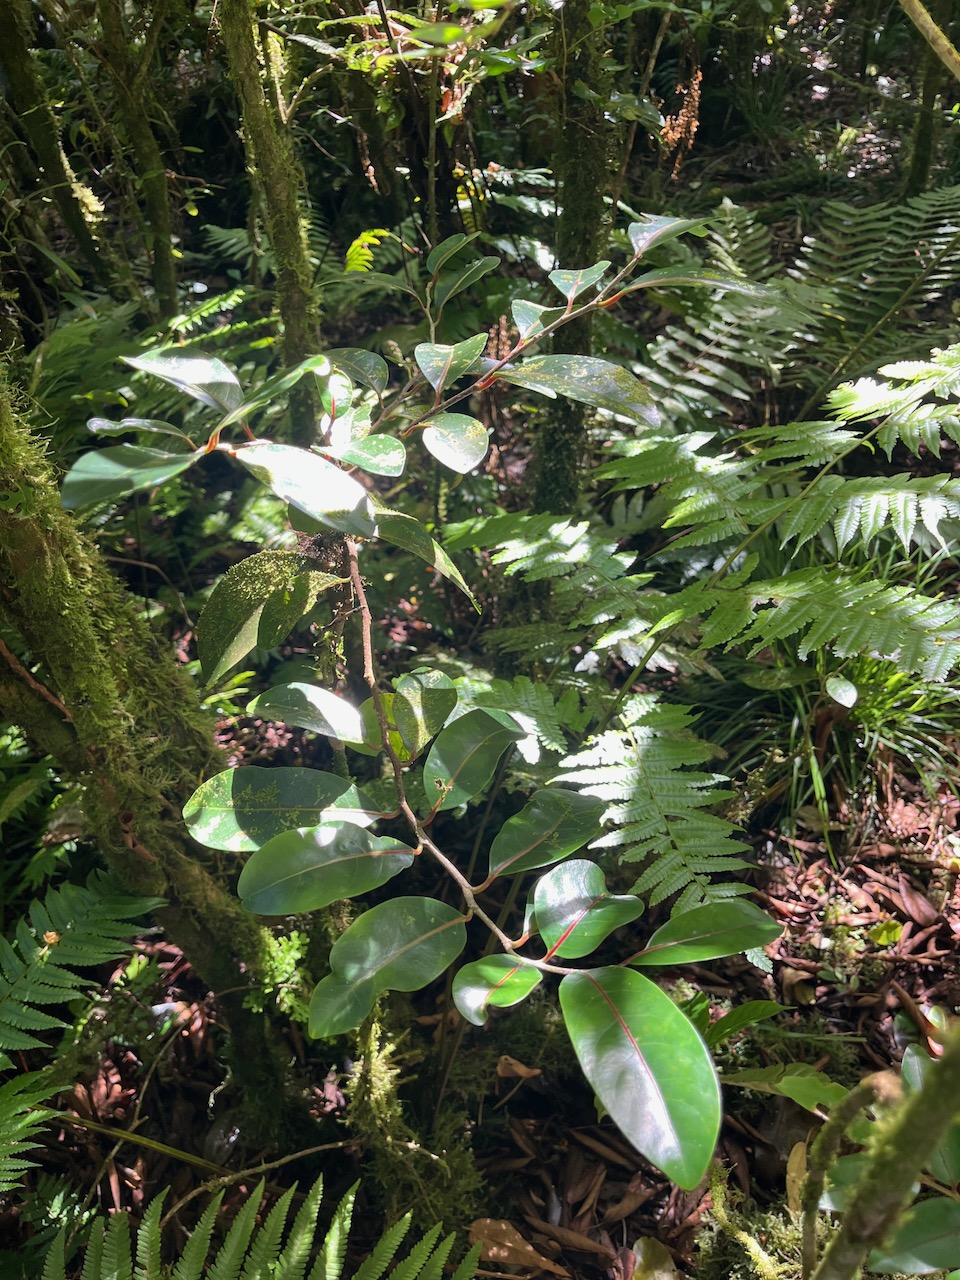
[452,956,542,1026]
[237,821,415,914]
[422,709,523,811]
[487,788,604,879]
[630,900,781,966]
[535,859,642,959]
[183,766,382,851]
[559,967,720,1188]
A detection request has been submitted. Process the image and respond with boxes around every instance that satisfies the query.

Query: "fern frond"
[475,676,590,756]
[384,1226,443,1280]
[556,695,751,908]
[348,1212,411,1280]
[0,1073,55,1195]
[311,1180,356,1280]
[0,873,162,1064]
[344,229,392,273]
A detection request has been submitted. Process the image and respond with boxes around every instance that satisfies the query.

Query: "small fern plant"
[41,1176,480,1280]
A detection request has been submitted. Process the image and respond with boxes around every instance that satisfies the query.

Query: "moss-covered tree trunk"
[531,0,613,514]
[219,0,320,442]
[94,0,179,317]
[0,376,277,1017]
[0,0,112,285]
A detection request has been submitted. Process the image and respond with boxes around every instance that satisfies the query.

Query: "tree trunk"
[0,374,277,1004]
[218,0,320,441]
[0,0,112,284]
[531,0,613,514]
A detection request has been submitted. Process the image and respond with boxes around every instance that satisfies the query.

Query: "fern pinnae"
[205,1187,263,1280]
[346,1213,411,1280]
[78,1221,106,1280]
[171,1190,227,1280]
[239,1183,297,1280]
[101,1214,134,1280]
[133,1195,165,1280]
[384,1225,443,1280]
[312,1180,356,1280]
[273,1177,326,1280]
[448,1244,481,1280]
[408,1232,455,1280]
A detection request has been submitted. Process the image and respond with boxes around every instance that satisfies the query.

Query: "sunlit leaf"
[326,434,406,477]
[238,821,415,914]
[232,441,378,537]
[511,300,565,341]
[308,896,467,1036]
[560,967,720,1188]
[215,355,333,429]
[548,261,610,303]
[620,266,775,300]
[422,708,524,811]
[826,674,858,707]
[535,859,642,959]
[325,348,390,395]
[196,549,343,683]
[630,900,782,966]
[426,232,479,275]
[375,509,478,607]
[414,334,487,393]
[452,956,542,1026]
[487,788,605,879]
[184,766,382,851]
[393,668,458,756]
[61,444,202,509]
[124,351,243,412]
[627,216,707,257]
[87,417,192,444]
[496,355,659,427]
[246,684,364,742]
[422,413,489,473]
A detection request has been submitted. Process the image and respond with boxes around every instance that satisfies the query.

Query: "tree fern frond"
[557,696,751,908]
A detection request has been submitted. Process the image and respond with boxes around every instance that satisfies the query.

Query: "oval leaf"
[496,355,659,428]
[393,668,458,756]
[326,348,389,395]
[216,355,333,429]
[826,674,858,707]
[415,334,487,393]
[197,550,344,683]
[901,1045,960,1185]
[559,967,721,1189]
[183,766,382,851]
[87,417,191,444]
[422,413,490,473]
[423,708,524,811]
[627,216,707,257]
[548,261,611,303]
[237,821,415,914]
[375,509,478,607]
[869,1199,960,1273]
[309,896,467,1037]
[233,441,377,537]
[61,444,202,509]
[631,900,782,966]
[246,684,364,742]
[488,788,605,879]
[535,859,643,960]
[327,434,406,477]
[452,956,542,1027]
[124,351,243,412]
[309,972,378,1038]
[426,232,478,275]
[511,300,565,341]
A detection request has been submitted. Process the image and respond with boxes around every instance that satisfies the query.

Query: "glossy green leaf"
[87,417,191,444]
[452,956,542,1027]
[548,261,611,303]
[901,1045,960,1185]
[422,413,489,473]
[61,444,202,509]
[426,232,479,275]
[246,684,364,742]
[308,896,467,1037]
[423,708,524,811]
[326,434,406,477]
[124,351,243,412]
[487,788,605,879]
[309,972,378,1038]
[197,549,344,682]
[627,216,707,257]
[318,370,353,421]
[511,300,565,341]
[357,692,413,761]
[216,356,333,429]
[232,441,378,537]
[393,668,458,756]
[411,21,468,45]
[704,1000,784,1048]
[869,1199,960,1273]
[560,968,721,1188]
[621,267,775,300]
[375,510,478,607]
[826,674,859,707]
[434,257,500,312]
[183,766,382,851]
[631,900,782,966]
[496,355,659,427]
[237,821,415,914]
[326,348,390,395]
[414,334,487,393]
[535,859,643,959]
[721,1064,852,1115]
